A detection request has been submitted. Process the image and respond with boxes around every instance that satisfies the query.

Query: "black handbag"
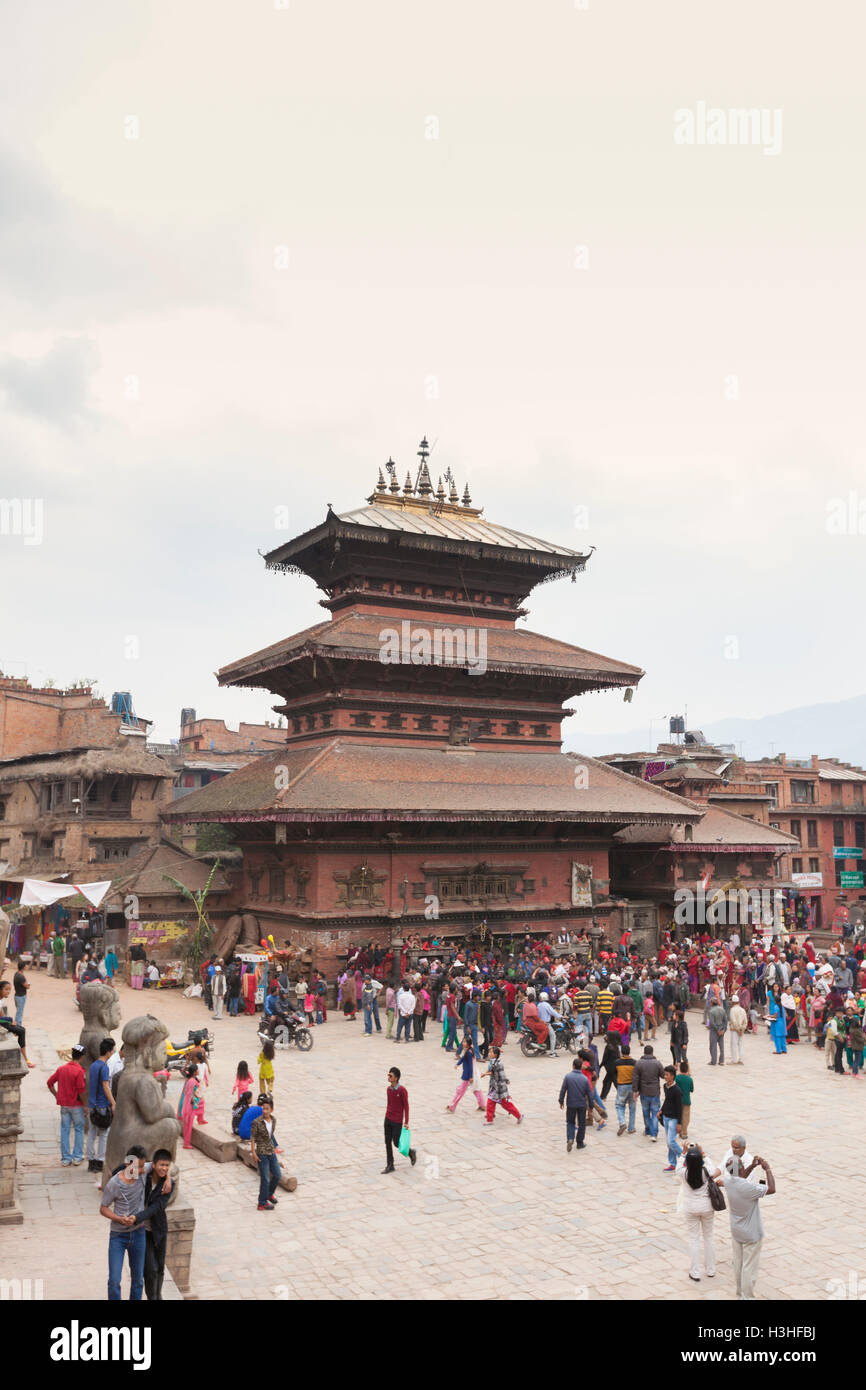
[90,1107,112,1129]
[704,1164,726,1212]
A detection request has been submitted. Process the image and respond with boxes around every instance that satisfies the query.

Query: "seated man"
[0,981,36,1067]
[537,991,563,1058]
[521,989,549,1052]
[263,988,292,1033]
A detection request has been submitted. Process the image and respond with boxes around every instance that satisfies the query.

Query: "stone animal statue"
[104,1013,182,1193]
[79,980,122,1068]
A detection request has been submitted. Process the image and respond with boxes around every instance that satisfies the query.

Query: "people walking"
[559,1056,592,1151]
[211,962,226,1019]
[257,1039,275,1096]
[707,997,727,1065]
[382,1066,416,1172]
[385,983,396,1038]
[47,1043,87,1165]
[728,998,748,1064]
[721,1152,775,1299]
[395,982,415,1043]
[87,1037,116,1171]
[484,1046,522,1126]
[768,986,788,1055]
[614,1045,637,1135]
[676,1144,721,1283]
[661,1065,683,1171]
[670,1009,689,1066]
[250,1097,283,1209]
[633,1044,664,1141]
[361,976,383,1035]
[447,1034,486,1113]
[675,1060,694,1140]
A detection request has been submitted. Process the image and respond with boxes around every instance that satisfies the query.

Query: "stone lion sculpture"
[104,1014,181,1191]
[79,980,122,1068]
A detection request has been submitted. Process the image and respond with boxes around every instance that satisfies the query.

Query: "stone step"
[190,1126,238,1163]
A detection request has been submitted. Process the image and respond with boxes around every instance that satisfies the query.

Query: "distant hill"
[569,694,866,768]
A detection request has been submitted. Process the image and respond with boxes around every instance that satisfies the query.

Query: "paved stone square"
[10,972,862,1301]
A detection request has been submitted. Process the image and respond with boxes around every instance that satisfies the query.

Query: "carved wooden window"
[385,713,404,729]
[532,724,549,738]
[248,868,264,898]
[416,714,434,731]
[268,868,285,901]
[351,712,374,728]
[321,713,332,728]
[505,720,521,736]
[476,719,492,735]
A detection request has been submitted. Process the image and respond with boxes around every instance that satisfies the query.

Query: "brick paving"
[9,971,862,1300]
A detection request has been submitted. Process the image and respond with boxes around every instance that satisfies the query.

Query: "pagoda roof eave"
[262,508,592,575]
[162,807,703,826]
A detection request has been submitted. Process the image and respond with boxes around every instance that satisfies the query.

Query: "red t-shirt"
[47,1061,86,1108]
[385,1084,409,1126]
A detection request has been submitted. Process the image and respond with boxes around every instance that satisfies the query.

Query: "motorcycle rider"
[263,983,293,1039]
[537,991,563,1058]
[521,988,549,1052]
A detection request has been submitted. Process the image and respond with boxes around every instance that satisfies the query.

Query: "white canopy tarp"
[20,878,112,909]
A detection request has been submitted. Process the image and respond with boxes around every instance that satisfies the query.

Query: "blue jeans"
[640,1094,660,1137]
[467,1024,480,1059]
[228,994,240,1016]
[589,1086,607,1117]
[14,996,26,1025]
[257,1152,281,1206]
[108,1226,146,1300]
[363,999,381,1034]
[396,1014,413,1041]
[565,1105,586,1145]
[443,1017,458,1050]
[663,1115,682,1165]
[615,1083,636,1132]
[60,1106,84,1163]
[576,1012,593,1040]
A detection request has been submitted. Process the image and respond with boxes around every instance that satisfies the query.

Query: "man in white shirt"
[395,983,415,1043]
[721,1134,764,1186]
[722,1152,775,1299]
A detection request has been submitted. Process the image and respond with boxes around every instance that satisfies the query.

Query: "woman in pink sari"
[177,1063,201,1149]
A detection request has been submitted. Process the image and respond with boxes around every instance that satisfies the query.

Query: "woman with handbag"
[676,1143,722,1283]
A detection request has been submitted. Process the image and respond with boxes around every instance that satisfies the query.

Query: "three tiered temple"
[166,441,703,966]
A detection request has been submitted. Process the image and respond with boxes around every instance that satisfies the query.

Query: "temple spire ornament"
[415,436,433,496]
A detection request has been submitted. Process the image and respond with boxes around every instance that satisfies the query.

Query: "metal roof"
[335,502,588,560]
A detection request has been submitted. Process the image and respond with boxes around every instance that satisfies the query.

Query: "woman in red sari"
[492,992,506,1047]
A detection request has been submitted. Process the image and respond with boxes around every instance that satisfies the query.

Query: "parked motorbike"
[258,1012,313,1052]
[519,1018,580,1058]
[165,1028,214,1071]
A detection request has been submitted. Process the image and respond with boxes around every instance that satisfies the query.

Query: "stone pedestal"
[0,1033,27,1225]
[165,1205,196,1296]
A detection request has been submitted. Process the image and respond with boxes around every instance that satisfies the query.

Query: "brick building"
[164,443,705,970]
[0,680,173,951]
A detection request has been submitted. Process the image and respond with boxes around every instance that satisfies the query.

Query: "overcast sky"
[2,0,865,746]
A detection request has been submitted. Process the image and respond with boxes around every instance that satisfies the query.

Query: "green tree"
[162,862,221,971]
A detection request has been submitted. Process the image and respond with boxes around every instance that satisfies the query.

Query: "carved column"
[0,1033,27,1225]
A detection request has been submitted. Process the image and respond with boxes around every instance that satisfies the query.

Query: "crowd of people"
[6,918,864,1300]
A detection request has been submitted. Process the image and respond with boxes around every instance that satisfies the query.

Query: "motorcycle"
[165,1028,214,1072]
[519,1018,581,1058]
[258,1012,313,1052]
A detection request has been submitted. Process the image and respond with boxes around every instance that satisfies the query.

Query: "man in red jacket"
[382,1067,417,1174]
[47,1043,88,1166]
